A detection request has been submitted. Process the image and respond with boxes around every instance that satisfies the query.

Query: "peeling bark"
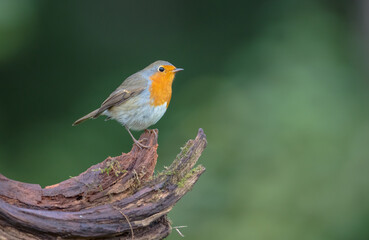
[0,128,207,239]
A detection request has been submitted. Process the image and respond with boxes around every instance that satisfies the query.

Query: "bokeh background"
[1,0,369,239]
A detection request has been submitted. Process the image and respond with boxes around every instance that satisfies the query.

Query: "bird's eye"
[158,66,165,72]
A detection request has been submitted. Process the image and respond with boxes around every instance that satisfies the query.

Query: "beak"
[172,68,184,73]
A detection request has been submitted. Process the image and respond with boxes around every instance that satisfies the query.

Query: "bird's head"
[142,60,183,84]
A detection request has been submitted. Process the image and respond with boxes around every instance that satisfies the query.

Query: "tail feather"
[72,109,100,126]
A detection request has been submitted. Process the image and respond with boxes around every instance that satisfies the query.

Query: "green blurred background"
[1,0,369,239]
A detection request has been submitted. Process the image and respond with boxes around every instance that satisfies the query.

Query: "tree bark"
[0,128,207,239]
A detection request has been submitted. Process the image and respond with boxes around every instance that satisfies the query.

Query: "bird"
[72,60,183,148]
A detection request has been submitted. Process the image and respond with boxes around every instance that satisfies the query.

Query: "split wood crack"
[0,128,207,239]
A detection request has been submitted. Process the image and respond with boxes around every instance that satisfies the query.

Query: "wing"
[94,73,148,117]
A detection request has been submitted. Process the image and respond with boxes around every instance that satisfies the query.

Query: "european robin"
[73,60,183,148]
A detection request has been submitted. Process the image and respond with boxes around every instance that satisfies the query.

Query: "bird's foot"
[145,129,158,140]
[125,126,151,149]
[133,138,150,149]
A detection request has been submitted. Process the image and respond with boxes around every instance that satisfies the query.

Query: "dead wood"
[0,128,207,239]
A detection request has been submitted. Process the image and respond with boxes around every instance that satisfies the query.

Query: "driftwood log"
[0,128,207,239]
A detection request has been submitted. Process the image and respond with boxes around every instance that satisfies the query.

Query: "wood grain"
[0,129,207,239]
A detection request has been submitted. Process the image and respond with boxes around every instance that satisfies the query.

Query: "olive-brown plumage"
[73,60,183,148]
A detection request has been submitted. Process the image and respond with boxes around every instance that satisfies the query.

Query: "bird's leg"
[125,126,150,149]
[150,129,158,140]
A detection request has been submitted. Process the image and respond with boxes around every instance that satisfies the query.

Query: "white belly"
[104,95,168,131]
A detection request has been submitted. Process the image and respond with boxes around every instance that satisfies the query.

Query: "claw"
[125,126,151,149]
[133,138,150,149]
[151,129,158,140]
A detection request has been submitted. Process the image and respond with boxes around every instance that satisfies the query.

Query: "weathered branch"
[0,128,207,239]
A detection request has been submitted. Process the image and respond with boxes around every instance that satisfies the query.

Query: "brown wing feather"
[93,73,148,117]
[73,73,148,126]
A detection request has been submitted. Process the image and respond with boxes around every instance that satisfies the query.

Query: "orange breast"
[149,71,174,107]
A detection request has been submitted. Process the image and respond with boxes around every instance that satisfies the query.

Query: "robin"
[73,60,183,148]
